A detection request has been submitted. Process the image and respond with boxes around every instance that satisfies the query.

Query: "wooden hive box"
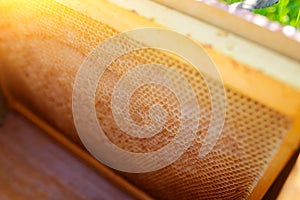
[0,0,299,199]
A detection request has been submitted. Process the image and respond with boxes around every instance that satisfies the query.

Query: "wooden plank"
[0,111,133,200]
[277,154,300,200]
[263,149,300,200]
[152,0,300,62]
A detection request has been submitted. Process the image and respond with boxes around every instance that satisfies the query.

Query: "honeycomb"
[0,0,292,199]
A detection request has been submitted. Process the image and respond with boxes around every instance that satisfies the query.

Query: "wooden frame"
[1,0,300,199]
[152,0,300,61]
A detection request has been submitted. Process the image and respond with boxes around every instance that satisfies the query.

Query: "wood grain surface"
[0,111,133,200]
[277,155,300,200]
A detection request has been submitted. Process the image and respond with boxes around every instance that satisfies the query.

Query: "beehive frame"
[0,0,300,199]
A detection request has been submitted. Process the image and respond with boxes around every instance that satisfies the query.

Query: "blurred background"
[222,0,300,28]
